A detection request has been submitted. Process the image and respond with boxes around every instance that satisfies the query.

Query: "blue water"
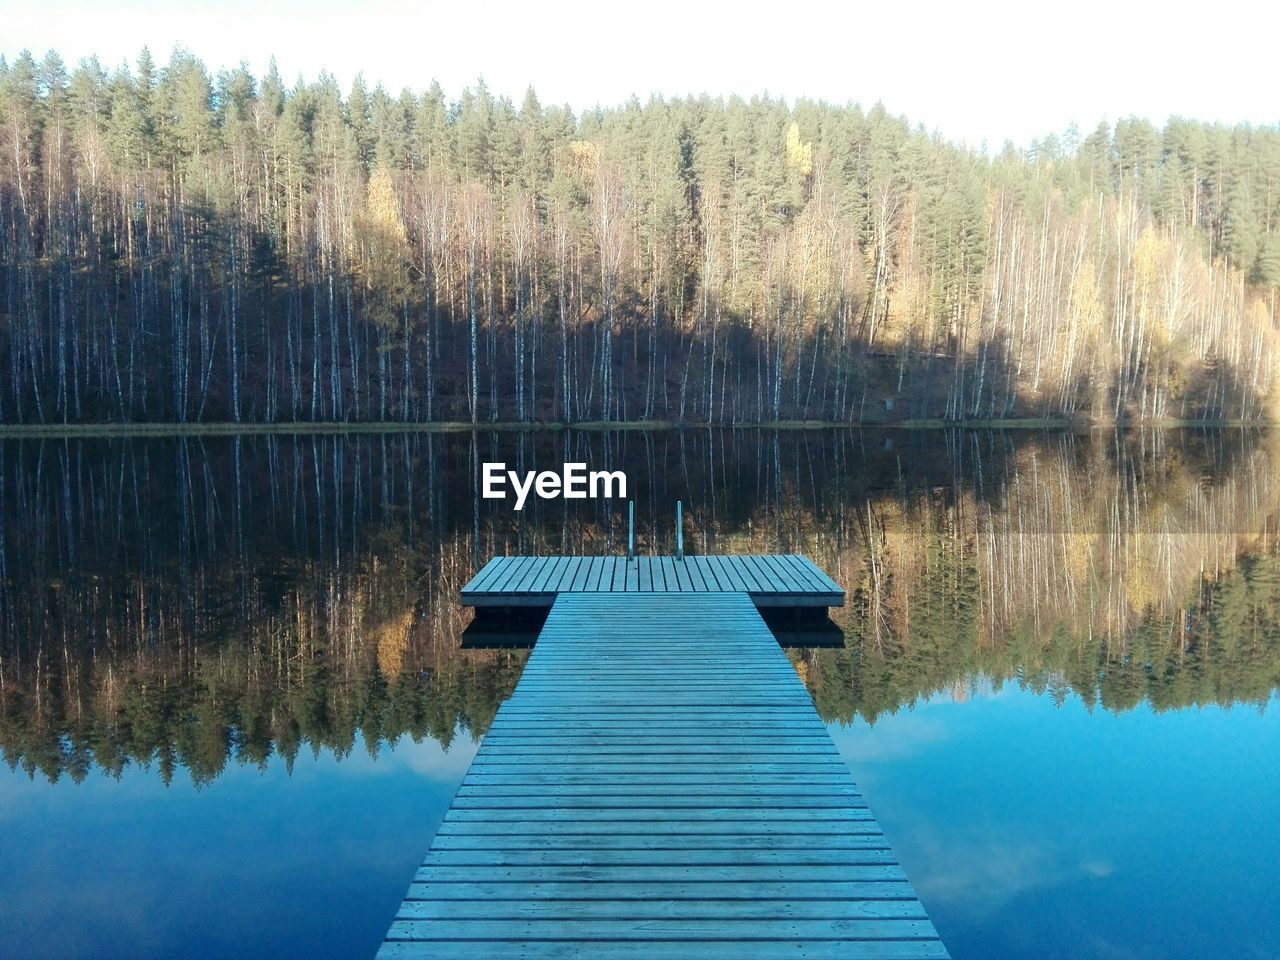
[830,686,1280,960]
[0,733,478,959]
[5,688,1275,959]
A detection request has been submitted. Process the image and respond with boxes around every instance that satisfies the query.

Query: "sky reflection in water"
[0,733,477,959]
[833,687,1280,960]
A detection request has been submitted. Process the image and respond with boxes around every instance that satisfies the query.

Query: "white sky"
[6,0,1279,148]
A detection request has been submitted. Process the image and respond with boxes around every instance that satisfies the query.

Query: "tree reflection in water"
[2,428,1277,784]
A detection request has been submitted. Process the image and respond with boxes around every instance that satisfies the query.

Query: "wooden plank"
[435,819,880,837]
[782,554,842,600]
[641,557,653,590]
[510,557,545,593]
[386,917,936,939]
[380,939,950,960]
[452,788,866,802]
[485,715,830,727]
[746,555,779,592]
[593,556,611,591]
[762,554,795,592]
[658,556,677,591]
[503,671,800,680]
[460,557,505,594]
[685,555,708,590]
[476,742,834,757]
[474,738,835,749]
[514,556,546,593]
[481,721,829,727]
[539,557,570,591]
[414,863,901,882]
[781,553,825,592]
[502,557,532,593]
[686,555,706,593]
[467,746,845,760]
[440,814,880,829]
[395,898,924,920]
[718,555,746,590]
[702,554,728,589]
[598,556,617,591]
[712,554,747,591]
[461,775,863,787]
[558,555,584,590]
[729,555,766,592]
[512,557,542,593]
[674,556,696,591]
[760,553,802,592]
[501,694,818,703]
[421,848,896,865]
[554,555,582,592]
[528,556,567,593]
[449,790,868,804]
[382,590,944,958]
[483,557,523,593]
[772,555,818,596]
[461,766,853,781]
[397,879,918,900]
[570,557,593,592]
[477,732,832,742]
[472,556,513,593]
[699,555,727,590]
[793,553,842,593]
[498,677,800,685]
[706,555,738,590]
[574,557,593,592]
[499,557,527,593]
[655,556,669,591]
[465,752,844,768]
[670,560,691,591]
[429,832,885,849]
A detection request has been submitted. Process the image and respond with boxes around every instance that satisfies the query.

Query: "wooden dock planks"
[461,554,844,608]
[379,592,946,959]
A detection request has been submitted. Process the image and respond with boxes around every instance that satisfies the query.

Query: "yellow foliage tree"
[785,122,812,177]
[372,608,415,678]
[366,165,406,246]
[567,139,600,177]
[356,165,411,328]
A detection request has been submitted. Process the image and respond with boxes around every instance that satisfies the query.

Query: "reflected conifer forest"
[3,428,1277,785]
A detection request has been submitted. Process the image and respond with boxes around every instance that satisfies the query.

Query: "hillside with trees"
[1,49,1279,425]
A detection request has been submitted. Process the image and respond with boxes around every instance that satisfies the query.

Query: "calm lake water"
[1,428,1278,959]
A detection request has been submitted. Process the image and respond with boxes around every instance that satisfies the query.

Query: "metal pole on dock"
[627,501,634,560]
[676,500,683,560]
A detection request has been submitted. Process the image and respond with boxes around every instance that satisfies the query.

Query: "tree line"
[2,50,1278,423]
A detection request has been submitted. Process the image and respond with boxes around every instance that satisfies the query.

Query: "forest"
[2,49,1280,425]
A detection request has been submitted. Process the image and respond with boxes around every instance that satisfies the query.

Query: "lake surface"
[1,428,1278,959]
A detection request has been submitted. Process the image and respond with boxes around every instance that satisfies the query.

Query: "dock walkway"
[460,554,844,607]
[379,582,947,958]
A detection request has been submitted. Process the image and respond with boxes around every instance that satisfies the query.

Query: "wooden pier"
[461,554,844,608]
[380,558,947,959]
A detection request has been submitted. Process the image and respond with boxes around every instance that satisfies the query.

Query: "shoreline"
[0,418,1272,439]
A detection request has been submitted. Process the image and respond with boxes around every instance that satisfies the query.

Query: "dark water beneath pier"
[1,428,1277,959]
